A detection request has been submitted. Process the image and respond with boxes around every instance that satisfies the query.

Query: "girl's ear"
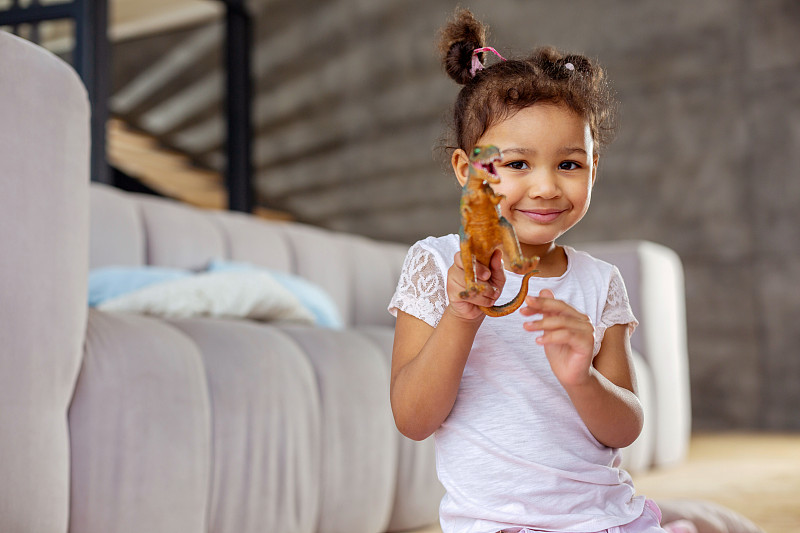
[452,148,471,187]
[591,152,599,186]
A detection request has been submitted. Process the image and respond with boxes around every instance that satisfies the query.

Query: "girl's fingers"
[535,329,593,352]
[490,249,504,271]
[488,250,506,284]
[477,263,492,281]
[523,315,593,334]
[453,252,492,281]
[448,252,505,314]
[472,293,501,307]
[448,276,498,306]
[454,286,500,307]
[521,290,594,347]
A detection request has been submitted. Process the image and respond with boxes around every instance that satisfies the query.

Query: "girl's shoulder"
[408,234,460,268]
[413,234,459,254]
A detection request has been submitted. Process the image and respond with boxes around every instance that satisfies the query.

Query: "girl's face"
[453,102,598,258]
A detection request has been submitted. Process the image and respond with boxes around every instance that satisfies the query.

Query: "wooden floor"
[633,433,800,533]
[413,433,800,533]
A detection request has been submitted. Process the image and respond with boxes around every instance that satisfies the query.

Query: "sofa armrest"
[578,240,690,468]
[0,32,90,532]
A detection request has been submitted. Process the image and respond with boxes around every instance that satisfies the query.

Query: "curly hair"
[438,8,618,153]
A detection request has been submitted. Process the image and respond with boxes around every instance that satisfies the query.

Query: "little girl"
[388,9,668,533]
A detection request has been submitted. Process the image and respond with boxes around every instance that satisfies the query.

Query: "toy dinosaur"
[459,145,539,317]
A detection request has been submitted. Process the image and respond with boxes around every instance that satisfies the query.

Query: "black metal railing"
[1,0,111,186]
[1,0,252,212]
[221,0,253,213]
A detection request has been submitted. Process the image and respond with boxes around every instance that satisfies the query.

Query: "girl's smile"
[518,208,568,224]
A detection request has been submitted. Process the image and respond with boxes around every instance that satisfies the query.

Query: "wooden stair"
[107,118,292,221]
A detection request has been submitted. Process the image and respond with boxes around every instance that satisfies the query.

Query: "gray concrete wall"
[252,0,800,430]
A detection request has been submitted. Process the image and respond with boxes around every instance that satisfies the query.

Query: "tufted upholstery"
[79,183,440,533]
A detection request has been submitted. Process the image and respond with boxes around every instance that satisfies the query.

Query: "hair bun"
[438,9,487,85]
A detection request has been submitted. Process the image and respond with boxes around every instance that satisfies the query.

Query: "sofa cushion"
[70,311,211,533]
[211,210,293,271]
[97,271,315,324]
[279,325,398,533]
[138,195,227,270]
[357,326,445,532]
[348,237,409,328]
[279,222,355,326]
[166,319,322,533]
[90,184,146,268]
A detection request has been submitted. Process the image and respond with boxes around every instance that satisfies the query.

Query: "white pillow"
[97,271,316,324]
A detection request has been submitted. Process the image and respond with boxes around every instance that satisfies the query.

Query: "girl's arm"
[521,290,643,449]
[390,309,478,441]
[390,250,505,441]
[563,322,643,449]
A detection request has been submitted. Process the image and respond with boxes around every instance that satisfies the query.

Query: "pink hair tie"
[470,46,507,77]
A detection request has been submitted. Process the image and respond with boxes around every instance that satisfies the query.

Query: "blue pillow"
[89,266,192,307]
[207,260,344,329]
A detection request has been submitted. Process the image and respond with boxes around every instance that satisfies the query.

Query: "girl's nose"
[528,170,560,199]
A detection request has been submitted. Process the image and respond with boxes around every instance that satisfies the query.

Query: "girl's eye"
[559,161,581,171]
[506,161,529,170]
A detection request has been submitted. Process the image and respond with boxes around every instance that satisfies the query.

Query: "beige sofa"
[1,30,690,533]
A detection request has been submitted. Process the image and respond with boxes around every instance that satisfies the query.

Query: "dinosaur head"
[469,145,503,184]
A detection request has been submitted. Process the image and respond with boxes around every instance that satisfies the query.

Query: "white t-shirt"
[389,235,644,533]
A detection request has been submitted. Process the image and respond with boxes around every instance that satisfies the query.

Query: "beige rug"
[411,433,800,533]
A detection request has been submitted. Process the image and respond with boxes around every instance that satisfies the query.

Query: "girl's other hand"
[446,249,506,322]
[521,289,596,387]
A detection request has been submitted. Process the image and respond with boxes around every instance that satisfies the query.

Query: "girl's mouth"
[519,209,565,223]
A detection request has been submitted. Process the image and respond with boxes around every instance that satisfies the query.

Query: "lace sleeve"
[388,242,448,328]
[593,266,639,356]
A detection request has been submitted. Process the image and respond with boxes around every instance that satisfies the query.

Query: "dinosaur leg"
[498,218,539,274]
[459,236,486,298]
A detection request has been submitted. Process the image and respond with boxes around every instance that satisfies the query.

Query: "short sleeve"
[388,242,448,327]
[593,266,638,356]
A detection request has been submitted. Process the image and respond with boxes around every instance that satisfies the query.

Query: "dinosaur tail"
[479,269,537,318]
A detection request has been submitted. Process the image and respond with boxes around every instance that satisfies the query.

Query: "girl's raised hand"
[446,249,506,322]
[521,289,596,387]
